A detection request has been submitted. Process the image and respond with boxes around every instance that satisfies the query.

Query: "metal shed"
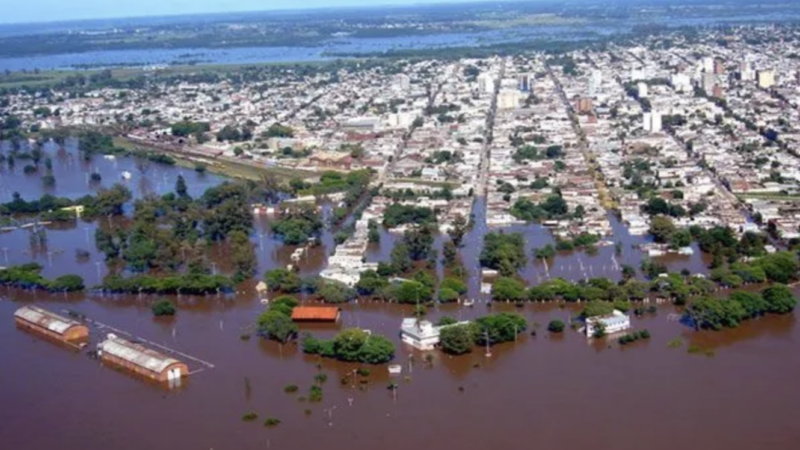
[14,305,89,343]
[97,334,188,383]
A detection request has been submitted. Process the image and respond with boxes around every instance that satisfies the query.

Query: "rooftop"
[291,306,341,321]
[14,305,82,335]
[98,334,182,374]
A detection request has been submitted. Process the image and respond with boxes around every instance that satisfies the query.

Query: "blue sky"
[3,0,503,24]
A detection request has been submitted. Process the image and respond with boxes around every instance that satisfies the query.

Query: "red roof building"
[291,307,341,322]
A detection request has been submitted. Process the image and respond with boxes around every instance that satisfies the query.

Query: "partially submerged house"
[14,305,89,344]
[400,318,470,351]
[97,334,188,383]
[585,310,631,337]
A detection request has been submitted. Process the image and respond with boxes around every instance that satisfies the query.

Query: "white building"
[651,111,662,133]
[702,56,714,74]
[478,73,495,95]
[400,318,471,351]
[637,82,649,98]
[740,61,755,81]
[497,89,520,110]
[671,73,692,93]
[757,69,775,89]
[642,111,662,133]
[585,310,631,337]
[630,68,646,81]
[589,70,603,96]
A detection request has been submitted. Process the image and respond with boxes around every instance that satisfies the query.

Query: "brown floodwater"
[2,141,800,450]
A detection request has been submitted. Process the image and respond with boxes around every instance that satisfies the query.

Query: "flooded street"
[2,143,800,450]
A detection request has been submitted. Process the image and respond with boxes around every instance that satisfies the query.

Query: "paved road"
[475,58,505,197]
[546,61,614,208]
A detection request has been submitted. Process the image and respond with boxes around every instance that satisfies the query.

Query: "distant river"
[0,25,606,72]
[1,12,800,72]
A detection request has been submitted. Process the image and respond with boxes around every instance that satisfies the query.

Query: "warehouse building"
[14,305,89,344]
[97,334,188,383]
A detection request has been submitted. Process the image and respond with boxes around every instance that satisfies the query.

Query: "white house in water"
[585,310,631,337]
[400,318,470,351]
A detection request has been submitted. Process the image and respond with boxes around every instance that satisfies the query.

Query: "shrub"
[547,320,565,333]
[242,412,258,422]
[618,329,651,346]
[151,299,177,317]
[438,287,459,303]
[49,274,85,292]
[314,373,328,384]
[309,385,323,402]
[263,418,281,427]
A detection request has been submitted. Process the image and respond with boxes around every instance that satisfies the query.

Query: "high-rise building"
[701,72,716,93]
[518,74,530,92]
[637,82,649,98]
[740,61,755,81]
[757,69,775,89]
[714,59,725,75]
[498,89,521,110]
[651,111,662,133]
[576,97,593,114]
[642,111,662,133]
[702,57,714,73]
[671,73,692,93]
[477,73,495,95]
[589,70,603,96]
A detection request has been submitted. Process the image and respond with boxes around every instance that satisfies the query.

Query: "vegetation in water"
[301,328,396,364]
[0,263,85,292]
[618,330,651,346]
[263,418,281,427]
[151,299,177,317]
[257,296,299,343]
[547,320,565,333]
